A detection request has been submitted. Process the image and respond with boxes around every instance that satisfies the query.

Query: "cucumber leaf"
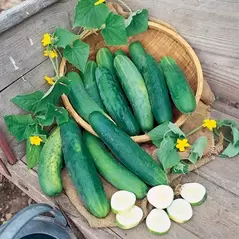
[221,142,239,158]
[172,161,189,174]
[64,39,90,72]
[4,114,35,142]
[26,140,42,169]
[124,9,142,27]
[74,0,109,29]
[157,137,180,170]
[11,91,44,113]
[232,127,239,146]
[101,13,127,46]
[126,9,148,37]
[189,136,207,164]
[54,28,79,48]
[168,122,185,137]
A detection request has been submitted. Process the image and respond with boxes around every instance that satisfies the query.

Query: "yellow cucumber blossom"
[30,136,43,146]
[94,0,105,6]
[202,119,217,131]
[42,33,52,46]
[176,139,190,152]
[44,76,55,85]
[44,50,58,59]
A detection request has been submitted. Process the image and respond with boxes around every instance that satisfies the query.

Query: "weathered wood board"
[0,0,239,238]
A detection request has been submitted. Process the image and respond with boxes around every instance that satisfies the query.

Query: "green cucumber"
[114,55,154,132]
[67,71,104,122]
[114,49,127,57]
[95,66,139,135]
[83,131,147,199]
[83,61,106,111]
[143,55,173,123]
[89,112,168,186]
[38,128,63,196]
[159,56,196,114]
[60,119,110,218]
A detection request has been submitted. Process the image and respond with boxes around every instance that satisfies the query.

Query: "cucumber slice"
[147,185,174,209]
[116,206,143,229]
[167,199,193,223]
[146,209,171,235]
[180,183,207,206]
[111,191,136,214]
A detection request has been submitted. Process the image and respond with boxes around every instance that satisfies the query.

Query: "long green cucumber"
[60,119,110,218]
[114,49,127,57]
[95,66,139,136]
[114,55,154,132]
[83,131,148,199]
[38,128,63,196]
[159,56,196,113]
[143,54,173,123]
[89,112,168,186]
[67,71,104,122]
[83,61,106,111]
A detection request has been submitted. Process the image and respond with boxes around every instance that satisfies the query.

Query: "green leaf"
[172,161,189,174]
[54,28,79,48]
[35,77,71,113]
[126,9,148,37]
[64,40,90,72]
[101,12,127,46]
[168,122,185,137]
[125,9,142,27]
[157,137,180,170]
[221,143,239,158]
[4,115,35,142]
[11,91,44,112]
[217,119,237,128]
[26,139,42,169]
[73,0,109,29]
[232,127,239,146]
[189,136,208,164]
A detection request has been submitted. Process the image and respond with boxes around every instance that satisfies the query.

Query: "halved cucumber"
[147,185,174,209]
[180,183,207,206]
[116,206,143,229]
[167,199,193,223]
[111,191,136,214]
[146,209,171,235]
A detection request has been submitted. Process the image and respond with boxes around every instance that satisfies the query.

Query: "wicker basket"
[60,20,204,143]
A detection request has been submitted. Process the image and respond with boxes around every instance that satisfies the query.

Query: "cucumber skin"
[95,66,139,136]
[89,112,168,186]
[159,57,196,114]
[83,61,106,111]
[143,55,173,123]
[60,119,110,218]
[38,128,63,196]
[67,72,104,122]
[83,131,148,199]
[114,55,154,132]
[114,49,127,57]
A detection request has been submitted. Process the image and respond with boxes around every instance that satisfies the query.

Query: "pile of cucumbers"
[38,42,196,218]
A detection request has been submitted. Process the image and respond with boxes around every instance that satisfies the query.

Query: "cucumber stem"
[214,129,231,143]
[186,126,202,138]
[116,0,132,13]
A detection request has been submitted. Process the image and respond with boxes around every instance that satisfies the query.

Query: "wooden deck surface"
[0,0,239,238]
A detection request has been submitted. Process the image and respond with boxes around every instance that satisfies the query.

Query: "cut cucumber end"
[147,185,174,209]
[116,206,143,229]
[111,191,136,214]
[146,209,171,235]
[167,199,193,223]
[180,183,207,206]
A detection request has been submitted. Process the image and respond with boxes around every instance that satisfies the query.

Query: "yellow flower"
[44,76,55,85]
[42,33,52,46]
[44,50,58,59]
[94,0,105,6]
[176,139,190,152]
[202,119,217,131]
[30,136,43,146]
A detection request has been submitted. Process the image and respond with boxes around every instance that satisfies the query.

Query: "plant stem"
[49,57,58,78]
[214,129,231,143]
[116,0,132,13]
[186,125,202,138]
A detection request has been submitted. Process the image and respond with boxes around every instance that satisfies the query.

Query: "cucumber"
[114,55,154,132]
[159,56,196,114]
[146,209,171,235]
[60,119,110,218]
[95,66,139,135]
[83,61,106,111]
[180,183,207,206]
[143,54,173,123]
[67,71,104,122]
[83,131,147,198]
[38,128,63,196]
[111,191,136,214]
[89,112,168,186]
[147,185,174,209]
[114,49,127,57]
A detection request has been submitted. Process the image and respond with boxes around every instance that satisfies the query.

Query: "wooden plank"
[213,100,239,120]
[125,0,239,103]
[0,0,59,34]
[0,0,75,91]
